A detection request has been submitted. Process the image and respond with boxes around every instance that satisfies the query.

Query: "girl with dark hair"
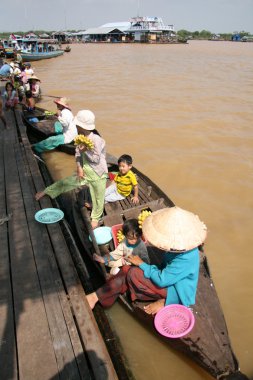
[94,218,149,275]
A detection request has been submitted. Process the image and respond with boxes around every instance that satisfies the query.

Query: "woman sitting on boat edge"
[87,206,207,315]
[33,97,77,154]
[35,110,108,229]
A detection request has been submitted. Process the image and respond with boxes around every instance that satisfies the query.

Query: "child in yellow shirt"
[105,154,139,204]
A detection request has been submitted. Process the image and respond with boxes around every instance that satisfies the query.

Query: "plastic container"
[89,226,112,245]
[154,304,195,338]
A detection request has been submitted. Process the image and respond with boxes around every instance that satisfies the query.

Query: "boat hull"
[20,50,64,61]
[23,106,249,380]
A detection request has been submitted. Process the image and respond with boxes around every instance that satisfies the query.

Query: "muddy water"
[35,41,253,379]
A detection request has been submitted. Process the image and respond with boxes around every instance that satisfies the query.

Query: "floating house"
[127,16,175,42]
[82,17,176,43]
[82,22,131,42]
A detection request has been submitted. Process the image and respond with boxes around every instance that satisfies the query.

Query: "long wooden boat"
[20,50,64,61]
[23,107,249,380]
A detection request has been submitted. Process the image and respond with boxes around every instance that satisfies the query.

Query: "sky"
[0,0,252,33]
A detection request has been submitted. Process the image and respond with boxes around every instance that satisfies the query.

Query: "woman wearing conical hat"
[86,206,207,314]
[33,97,77,153]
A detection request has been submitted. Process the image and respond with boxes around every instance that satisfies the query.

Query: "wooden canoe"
[23,107,249,380]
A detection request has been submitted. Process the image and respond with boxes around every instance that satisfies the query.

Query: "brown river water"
[34,41,253,379]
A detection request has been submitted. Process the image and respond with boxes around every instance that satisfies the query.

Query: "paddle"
[42,94,61,99]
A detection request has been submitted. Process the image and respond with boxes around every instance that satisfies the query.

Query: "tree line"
[0,29,252,41]
[177,29,252,40]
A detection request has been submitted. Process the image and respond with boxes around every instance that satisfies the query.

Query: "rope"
[0,213,12,225]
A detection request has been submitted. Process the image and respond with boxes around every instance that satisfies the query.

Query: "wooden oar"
[42,94,61,99]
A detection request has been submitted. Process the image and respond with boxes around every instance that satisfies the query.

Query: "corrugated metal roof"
[100,22,131,31]
[83,27,125,35]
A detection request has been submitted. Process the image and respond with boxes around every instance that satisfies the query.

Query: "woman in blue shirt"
[87,206,207,313]
[127,206,207,315]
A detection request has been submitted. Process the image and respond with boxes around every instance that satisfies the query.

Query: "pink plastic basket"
[154,304,195,338]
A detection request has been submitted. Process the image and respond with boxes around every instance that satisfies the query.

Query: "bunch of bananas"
[44,110,55,117]
[138,209,152,229]
[116,229,125,244]
[74,135,94,150]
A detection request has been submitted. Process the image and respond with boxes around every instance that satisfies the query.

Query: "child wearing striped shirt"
[105,154,139,204]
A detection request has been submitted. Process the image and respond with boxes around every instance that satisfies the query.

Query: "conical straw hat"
[142,206,207,252]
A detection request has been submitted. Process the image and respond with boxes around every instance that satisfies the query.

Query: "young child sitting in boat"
[105,154,139,204]
[93,219,150,275]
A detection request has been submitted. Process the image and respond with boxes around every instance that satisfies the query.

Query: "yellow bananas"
[116,229,125,243]
[44,110,55,117]
[138,209,152,229]
[74,135,94,150]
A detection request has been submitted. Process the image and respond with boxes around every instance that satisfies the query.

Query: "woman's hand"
[77,166,85,180]
[78,143,87,152]
[126,255,144,266]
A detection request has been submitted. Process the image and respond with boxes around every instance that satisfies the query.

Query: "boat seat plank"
[104,182,153,216]
[103,198,166,227]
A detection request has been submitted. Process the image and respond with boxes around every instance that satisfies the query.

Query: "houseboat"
[82,16,186,44]
[127,16,176,43]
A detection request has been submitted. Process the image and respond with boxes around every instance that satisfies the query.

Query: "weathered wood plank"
[0,135,18,380]
[15,142,83,380]
[4,140,60,380]
[15,109,119,380]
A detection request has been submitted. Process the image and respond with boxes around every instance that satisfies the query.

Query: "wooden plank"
[0,135,18,380]
[15,143,83,380]
[15,110,119,380]
[4,140,61,380]
[104,200,123,215]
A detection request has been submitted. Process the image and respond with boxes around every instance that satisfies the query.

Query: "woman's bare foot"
[91,220,98,229]
[84,202,92,210]
[143,299,165,315]
[35,190,46,201]
[93,253,105,264]
[86,292,98,309]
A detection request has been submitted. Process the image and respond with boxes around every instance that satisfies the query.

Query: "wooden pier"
[0,107,118,379]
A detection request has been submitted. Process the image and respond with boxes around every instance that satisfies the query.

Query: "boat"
[19,38,64,61]
[22,106,249,380]
[2,39,16,58]
[7,36,64,61]
[64,45,71,52]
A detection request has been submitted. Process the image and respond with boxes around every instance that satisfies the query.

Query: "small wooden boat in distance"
[64,45,71,52]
